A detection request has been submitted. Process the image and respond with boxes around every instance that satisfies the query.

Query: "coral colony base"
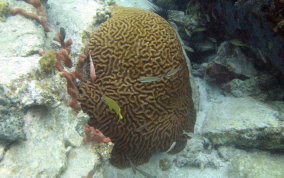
[54,6,196,168]
[78,6,196,168]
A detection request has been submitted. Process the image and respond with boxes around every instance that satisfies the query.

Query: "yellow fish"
[230,39,249,47]
[101,96,123,120]
[192,27,206,32]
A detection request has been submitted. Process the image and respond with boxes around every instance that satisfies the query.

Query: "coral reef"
[203,41,257,84]
[222,74,284,101]
[0,0,9,22]
[52,28,87,110]
[84,124,111,143]
[2,0,283,177]
[78,6,196,168]
[202,97,284,151]
[10,0,49,32]
[183,0,284,77]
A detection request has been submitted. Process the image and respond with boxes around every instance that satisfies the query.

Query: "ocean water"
[0,0,283,178]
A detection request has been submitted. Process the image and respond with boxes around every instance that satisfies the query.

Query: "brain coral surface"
[78,6,196,168]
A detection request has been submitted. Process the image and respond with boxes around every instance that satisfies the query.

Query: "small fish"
[101,96,123,120]
[205,14,211,22]
[268,41,273,50]
[183,45,195,52]
[184,27,191,37]
[256,48,267,63]
[135,166,157,178]
[229,39,249,47]
[89,53,97,83]
[126,156,157,178]
[137,76,163,83]
[211,10,217,20]
[135,120,155,132]
[195,41,215,52]
[166,65,182,78]
[126,156,137,174]
[192,27,206,33]
[183,131,205,140]
[60,27,66,41]
[136,123,149,132]
[183,131,212,149]
[165,141,176,153]
[208,37,217,43]
[82,169,95,178]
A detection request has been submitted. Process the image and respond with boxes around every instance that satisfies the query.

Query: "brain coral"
[78,6,196,168]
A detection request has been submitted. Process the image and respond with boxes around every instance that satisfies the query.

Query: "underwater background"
[0,0,284,177]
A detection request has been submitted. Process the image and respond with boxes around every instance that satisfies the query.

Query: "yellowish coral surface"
[79,6,196,168]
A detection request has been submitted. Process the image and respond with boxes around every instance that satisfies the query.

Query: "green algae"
[39,49,56,73]
[0,0,9,22]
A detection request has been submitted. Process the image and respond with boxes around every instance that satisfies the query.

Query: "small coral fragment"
[84,124,111,143]
[39,49,56,73]
[74,54,87,80]
[53,29,85,110]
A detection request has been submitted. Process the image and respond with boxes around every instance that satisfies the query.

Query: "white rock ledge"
[202,97,284,150]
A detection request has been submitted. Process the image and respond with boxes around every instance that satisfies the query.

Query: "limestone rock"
[0,107,68,177]
[113,0,152,10]
[0,0,111,177]
[0,56,40,84]
[173,138,224,169]
[229,151,284,178]
[20,80,58,108]
[0,143,5,160]
[0,16,44,57]
[218,146,284,178]
[222,74,284,101]
[46,0,103,55]
[202,97,284,151]
[61,145,102,178]
[204,42,257,84]
[0,85,26,142]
